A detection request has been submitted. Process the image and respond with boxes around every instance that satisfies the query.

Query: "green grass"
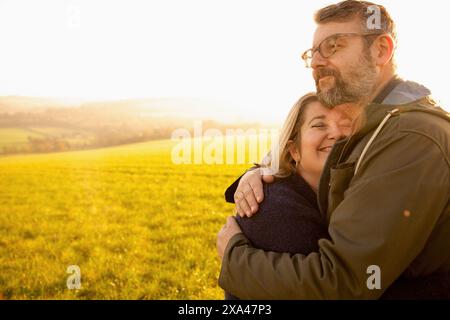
[0,139,248,299]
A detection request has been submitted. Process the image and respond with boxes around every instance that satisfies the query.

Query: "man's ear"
[371,34,395,66]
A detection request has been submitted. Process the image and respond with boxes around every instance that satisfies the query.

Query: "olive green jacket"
[219,93,450,299]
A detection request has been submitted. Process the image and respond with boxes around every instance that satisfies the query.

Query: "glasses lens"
[320,37,337,58]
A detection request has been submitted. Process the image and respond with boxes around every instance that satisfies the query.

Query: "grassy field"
[0,139,248,299]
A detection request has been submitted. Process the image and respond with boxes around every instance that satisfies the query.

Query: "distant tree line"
[0,108,264,155]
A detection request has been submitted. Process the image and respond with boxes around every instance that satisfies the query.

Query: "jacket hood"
[383,80,431,105]
[354,79,448,140]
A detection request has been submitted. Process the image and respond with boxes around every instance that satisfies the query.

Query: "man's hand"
[234,168,274,217]
[217,216,243,261]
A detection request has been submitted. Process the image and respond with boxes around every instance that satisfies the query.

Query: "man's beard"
[314,51,378,108]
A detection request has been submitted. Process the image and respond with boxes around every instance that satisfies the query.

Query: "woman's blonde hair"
[260,93,318,178]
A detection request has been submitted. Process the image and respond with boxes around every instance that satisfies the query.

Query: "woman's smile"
[318,145,333,153]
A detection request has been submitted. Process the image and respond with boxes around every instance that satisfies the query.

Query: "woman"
[225,92,354,299]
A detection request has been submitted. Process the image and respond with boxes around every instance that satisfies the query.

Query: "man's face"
[311,18,379,108]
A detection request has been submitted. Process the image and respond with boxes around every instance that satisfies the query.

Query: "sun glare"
[0,0,448,124]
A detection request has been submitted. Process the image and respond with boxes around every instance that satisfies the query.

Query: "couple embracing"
[217,0,450,300]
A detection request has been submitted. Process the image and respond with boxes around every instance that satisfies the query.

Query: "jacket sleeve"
[219,131,450,299]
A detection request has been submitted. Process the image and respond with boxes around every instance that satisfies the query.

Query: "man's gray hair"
[314,0,397,45]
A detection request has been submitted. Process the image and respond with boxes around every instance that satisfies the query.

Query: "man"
[217,0,450,299]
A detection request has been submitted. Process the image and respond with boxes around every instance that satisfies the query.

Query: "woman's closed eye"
[311,122,327,129]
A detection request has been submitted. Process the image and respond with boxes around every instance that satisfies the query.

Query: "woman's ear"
[287,140,300,162]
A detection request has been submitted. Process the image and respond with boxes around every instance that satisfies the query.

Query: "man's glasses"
[301,32,383,68]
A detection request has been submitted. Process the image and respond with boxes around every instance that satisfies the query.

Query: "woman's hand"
[234,168,274,217]
[217,216,243,261]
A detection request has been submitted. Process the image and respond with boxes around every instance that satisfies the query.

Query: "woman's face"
[295,101,353,178]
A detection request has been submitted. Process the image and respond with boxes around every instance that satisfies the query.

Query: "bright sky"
[0,0,448,123]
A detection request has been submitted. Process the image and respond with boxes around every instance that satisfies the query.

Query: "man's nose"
[311,50,328,70]
[328,124,346,141]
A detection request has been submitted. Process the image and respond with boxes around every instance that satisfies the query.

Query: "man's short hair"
[314,0,397,45]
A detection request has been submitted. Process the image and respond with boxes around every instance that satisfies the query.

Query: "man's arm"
[224,166,274,217]
[219,132,450,299]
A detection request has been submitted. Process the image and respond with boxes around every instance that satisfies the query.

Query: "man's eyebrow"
[308,115,326,125]
[312,33,335,48]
